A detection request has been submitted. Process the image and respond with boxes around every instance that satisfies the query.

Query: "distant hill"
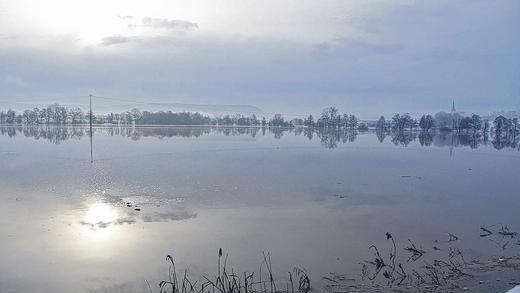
[166,103,265,117]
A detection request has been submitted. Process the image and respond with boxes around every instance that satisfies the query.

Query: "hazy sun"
[4,0,210,45]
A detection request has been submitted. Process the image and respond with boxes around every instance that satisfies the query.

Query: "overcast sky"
[0,0,518,117]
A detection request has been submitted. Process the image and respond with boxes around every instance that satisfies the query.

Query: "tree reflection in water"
[0,126,519,151]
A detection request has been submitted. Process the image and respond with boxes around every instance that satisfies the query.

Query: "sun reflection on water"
[80,202,119,241]
[85,203,118,224]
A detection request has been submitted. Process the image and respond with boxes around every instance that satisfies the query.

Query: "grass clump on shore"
[156,249,311,293]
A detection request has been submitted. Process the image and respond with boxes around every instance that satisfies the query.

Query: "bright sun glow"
[84,203,119,225]
[3,0,211,45]
[1,0,347,47]
[81,202,119,241]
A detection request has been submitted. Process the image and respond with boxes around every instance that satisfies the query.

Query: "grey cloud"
[114,217,137,225]
[100,35,135,46]
[100,16,198,46]
[78,210,195,228]
[79,217,136,229]
[117,15,134,20]
[141,210,197,222]
[313,38,403,58]
[141,17,198,30]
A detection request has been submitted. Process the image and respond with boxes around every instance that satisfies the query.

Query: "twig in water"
[480,226,493,237]
[404,239,426,262]
[498,225,518,238]
[448,233,459,242]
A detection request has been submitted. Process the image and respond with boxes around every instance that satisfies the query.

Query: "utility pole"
[89,94,93,163]
[89,94,93,133]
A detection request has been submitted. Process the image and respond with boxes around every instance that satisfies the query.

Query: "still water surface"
[0,126,519,292]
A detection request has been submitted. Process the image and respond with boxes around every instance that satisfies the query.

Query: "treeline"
[375,112,519,141]
[0,104,87,125]
[0,104,363,129]
[374,112,486,133]
[2,125,519,151]
[0,104,359,128]
[0,104,292,127]
[1,105,519,140]
[300,107,365,130]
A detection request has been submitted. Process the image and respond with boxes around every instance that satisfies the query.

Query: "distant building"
[434,101,463,130]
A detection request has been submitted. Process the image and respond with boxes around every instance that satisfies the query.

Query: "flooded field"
[0,126,519,293]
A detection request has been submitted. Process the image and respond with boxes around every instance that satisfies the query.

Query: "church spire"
[451,100,456,113]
